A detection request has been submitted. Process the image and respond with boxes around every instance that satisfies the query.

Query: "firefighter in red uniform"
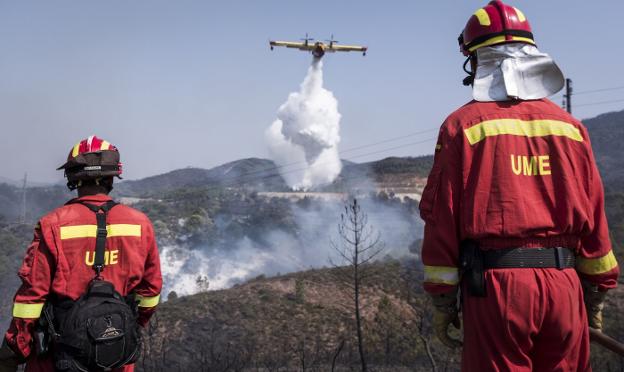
[420,1,619,371]
[0,136,162,371]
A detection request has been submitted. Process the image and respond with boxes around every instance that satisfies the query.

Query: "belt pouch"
[460,240,487,297]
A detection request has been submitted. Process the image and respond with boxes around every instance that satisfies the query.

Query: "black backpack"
[48,200,141,371]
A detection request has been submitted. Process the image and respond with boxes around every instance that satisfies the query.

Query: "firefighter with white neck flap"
[420,1,619,370]
[0,136,162,372]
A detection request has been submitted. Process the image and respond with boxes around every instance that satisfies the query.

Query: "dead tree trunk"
[330,198,384,372]
[331,339,345,372]
[354,260,366,372]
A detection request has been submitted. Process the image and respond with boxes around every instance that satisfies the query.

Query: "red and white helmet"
[459,1,535,55]
[57,135,123,188]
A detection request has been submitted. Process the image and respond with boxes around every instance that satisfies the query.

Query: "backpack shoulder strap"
[70,200,118,277]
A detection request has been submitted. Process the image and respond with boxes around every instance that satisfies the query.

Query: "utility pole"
[20,173,27,224]
[563,78,573,114]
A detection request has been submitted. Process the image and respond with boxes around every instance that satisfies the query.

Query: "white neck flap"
[473,43,565,102]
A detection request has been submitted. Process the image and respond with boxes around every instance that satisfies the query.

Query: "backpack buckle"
[93,264,104,279]
[96,226,108,238]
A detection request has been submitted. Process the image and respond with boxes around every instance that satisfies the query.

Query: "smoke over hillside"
[158,196,422,298]
[266,59,342,190]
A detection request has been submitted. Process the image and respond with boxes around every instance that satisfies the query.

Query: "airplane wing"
[270,41,310,49]
[329,44,367,53]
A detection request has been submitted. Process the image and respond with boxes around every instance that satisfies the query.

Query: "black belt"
[482,246,576,270]
[460,241,576,298]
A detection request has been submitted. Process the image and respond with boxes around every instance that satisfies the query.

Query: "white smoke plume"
[266,59,342,190]
[158,197,423,298]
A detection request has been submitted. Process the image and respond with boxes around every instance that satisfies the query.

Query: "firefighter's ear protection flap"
[463,55,476,86]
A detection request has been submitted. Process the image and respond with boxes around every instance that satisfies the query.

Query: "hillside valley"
[0,156,431,329]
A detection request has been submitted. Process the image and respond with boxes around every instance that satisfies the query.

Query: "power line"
[338,128,438,154]
[573,85,624,96]
[575,98,624,108]
[222,137,437,188]
[149,135,436,195]
[195,127,439,184]
[343,138,436,162]
[559,80,624,113]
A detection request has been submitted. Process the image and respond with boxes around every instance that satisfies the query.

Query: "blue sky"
[1,1,623,182]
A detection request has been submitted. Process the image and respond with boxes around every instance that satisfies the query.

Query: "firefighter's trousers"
[462,268,590,372]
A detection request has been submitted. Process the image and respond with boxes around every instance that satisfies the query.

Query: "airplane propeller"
[300,33,314,44]
[325,34,339,47]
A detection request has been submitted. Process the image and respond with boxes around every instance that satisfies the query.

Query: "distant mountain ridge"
[114,158,287,196]
[114,156,434,197]
[0,176,57,188]
[583,109,624,192]
[1,107,622,219]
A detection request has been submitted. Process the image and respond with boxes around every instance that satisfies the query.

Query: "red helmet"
[57,135,123,188]
[459,1,535,55]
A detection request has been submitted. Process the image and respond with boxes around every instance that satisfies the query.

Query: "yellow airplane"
[269,34,367,59]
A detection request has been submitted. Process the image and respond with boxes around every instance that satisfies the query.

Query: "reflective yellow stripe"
[435,144,442,150]
[474,9,491,26]
[60,224,141,239]
[468,35,535,52]
[71,143,81,158]
[514,7,526,22]
[13,303,44,318]
[577,251,618,275]
[510,36,535,45]
[100,141,110,150]
[464,119,583,145]
[108,224,141,237]
[61,225,95,239]
[136,294,160,308]
[424,265,459,285]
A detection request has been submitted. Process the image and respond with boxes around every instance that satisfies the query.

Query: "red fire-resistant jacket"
[4,194,162,370]
[420,99,619,294]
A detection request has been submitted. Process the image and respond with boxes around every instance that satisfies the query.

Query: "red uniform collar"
[67,194,113,205]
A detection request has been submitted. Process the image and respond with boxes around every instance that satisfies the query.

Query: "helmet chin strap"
[462,55,475,86]
[66,178,113,193]
[67,179,81,191]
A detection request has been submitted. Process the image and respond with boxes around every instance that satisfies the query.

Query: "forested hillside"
[138,260,454,372]
[586,109,624,273]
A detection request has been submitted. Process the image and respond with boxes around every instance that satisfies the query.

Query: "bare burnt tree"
[330,198,385,372]
[256,335,291,372]
[331,339,345,372]
[190,325,256,372]
[140,312,162,372]
[398,260,438,372]
[291,332,325,372]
